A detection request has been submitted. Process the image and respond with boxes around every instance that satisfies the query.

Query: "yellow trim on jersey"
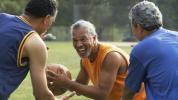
[17,31,35,67]
[17,16,32,26]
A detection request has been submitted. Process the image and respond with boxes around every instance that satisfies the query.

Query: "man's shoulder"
[132,38,158,56]
[100,43,123,51]
[100,43,130,65]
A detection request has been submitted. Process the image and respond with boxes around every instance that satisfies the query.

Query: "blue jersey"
[0,13,35,99]
[126,27,178,100]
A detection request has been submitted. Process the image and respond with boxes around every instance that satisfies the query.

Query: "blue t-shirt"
[125,27,178,100]
[0,13,34,99]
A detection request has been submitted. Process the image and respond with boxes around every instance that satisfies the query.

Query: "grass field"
[9,42,132,100]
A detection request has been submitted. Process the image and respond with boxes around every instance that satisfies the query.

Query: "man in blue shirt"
[0,0,61,100]
[122,1,178,100]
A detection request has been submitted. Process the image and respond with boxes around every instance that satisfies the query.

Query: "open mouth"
[77,48,87,56]
[78,48,85,54]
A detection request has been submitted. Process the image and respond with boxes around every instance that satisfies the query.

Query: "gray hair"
[70,19,97,36]
[129,1,163,31]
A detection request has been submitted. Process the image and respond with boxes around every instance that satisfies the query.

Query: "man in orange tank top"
[47,20,146,100]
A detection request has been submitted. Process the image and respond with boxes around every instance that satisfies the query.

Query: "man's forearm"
[65,80,106,100]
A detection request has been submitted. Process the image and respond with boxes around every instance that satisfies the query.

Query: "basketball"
[46,64,72,95]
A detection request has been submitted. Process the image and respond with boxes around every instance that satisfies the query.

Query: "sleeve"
[125,53,146,93]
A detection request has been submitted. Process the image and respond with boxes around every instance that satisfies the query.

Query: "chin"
[38,30,47,35]
[79,55,87,58]
[79,54,88,58]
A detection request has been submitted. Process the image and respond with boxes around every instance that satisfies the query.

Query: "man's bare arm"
[93,52,123,99]
[25,33,56,100]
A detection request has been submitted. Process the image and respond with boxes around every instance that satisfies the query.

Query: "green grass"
[9,42,132,100]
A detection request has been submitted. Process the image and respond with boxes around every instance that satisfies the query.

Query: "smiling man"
[47,20,146,100]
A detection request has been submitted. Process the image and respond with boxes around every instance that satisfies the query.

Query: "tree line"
[1,0,177,41]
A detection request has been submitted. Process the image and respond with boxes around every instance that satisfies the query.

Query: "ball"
[46,64,72,95]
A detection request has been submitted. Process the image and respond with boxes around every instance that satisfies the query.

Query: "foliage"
[1,0,178,40]
[0,0,27,14]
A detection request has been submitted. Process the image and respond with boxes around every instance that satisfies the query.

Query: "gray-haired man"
[122,1,178,100]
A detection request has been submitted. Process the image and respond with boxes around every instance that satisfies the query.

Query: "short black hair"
[25,0,58,18]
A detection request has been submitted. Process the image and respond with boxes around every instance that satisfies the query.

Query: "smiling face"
[72,27,96,58]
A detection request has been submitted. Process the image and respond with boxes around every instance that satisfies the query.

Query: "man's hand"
[46,70,70,91]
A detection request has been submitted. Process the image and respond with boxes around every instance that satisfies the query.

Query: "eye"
[81,37,90,42]
[81,38,86,42]
[73,39,77,42]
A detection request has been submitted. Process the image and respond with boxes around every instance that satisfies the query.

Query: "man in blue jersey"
[122,1,178,100]
[0,0,64,100]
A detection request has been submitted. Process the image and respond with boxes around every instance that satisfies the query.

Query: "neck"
[89,43,100,62]
[20,14,42,33]
[142,28,159,40]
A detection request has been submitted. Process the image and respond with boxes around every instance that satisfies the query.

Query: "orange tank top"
[82,43,146,100]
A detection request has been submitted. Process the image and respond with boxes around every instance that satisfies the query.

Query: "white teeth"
[78,48,85,54]
[78,48,85,51]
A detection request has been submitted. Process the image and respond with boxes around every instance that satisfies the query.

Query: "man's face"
[38,11,58,34]
[72,27,96,58]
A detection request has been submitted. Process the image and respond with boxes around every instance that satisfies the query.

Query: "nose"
[76,41,83,47]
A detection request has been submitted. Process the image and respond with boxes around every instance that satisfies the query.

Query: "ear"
[135,24,144,34]
[138,24,144,34]
[92,35,97,40]
[43,15,51,25]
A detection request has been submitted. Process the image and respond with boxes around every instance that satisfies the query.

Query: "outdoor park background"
[1,0,178,42]
[0,0,178,99]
